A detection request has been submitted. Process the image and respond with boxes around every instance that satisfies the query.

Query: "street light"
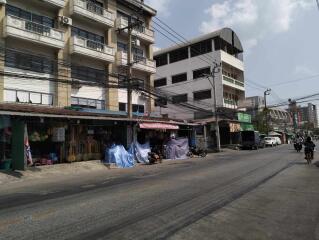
[264,88,271,135]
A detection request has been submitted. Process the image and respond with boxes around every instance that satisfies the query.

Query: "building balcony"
[223,98,238,109]
[116,17,155,43]
[43,0,65,8]
[4,15,64,49]
[70,35,115,63]
[117,51,156,74]
[222,75,245,91]
[219,50,244,71]
[70,0,114,27]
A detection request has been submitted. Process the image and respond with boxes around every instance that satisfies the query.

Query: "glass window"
[133,104,144,113]
[17,91,29,103]
[154,78,167,88]
[172,73,187,84]
[193,67,211,80]
[5,49,55,74]
[72,27,104,44]
[154,54,168,67]
[193,90,212,100]
[30,92,41,104]
[172,94,187,104]
[190,39,212,57]
[117,42,127,52]
[119,102,126,111]
[4,89,16,102]
[169,47,188,63]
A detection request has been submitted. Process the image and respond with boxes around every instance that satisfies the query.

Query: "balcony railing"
[71,0,114,27]
[116,17,154,43]
[4,15,64,49]
[223,98,238,109]
[222,75,245,90]
[43,0,65,8]
[70,35,115,62]
[117,51,156,74]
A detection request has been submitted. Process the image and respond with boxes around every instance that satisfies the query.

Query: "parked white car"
[264,137,276,147]
[273,137,282,145]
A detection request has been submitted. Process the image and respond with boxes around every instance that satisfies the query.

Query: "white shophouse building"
[153,28,245,120]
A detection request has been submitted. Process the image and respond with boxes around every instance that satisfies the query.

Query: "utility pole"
[204,62,221,152]
[127,24,133,119]
[117,17,143,119]
[264,88,271,135]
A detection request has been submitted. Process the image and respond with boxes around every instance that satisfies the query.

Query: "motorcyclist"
[304,136,315,160]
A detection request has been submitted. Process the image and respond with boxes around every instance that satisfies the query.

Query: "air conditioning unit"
[0,0,6,4]
[59,16,72,26]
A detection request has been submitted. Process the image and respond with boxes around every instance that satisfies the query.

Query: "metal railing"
[6,15,64,41]
[223,75,244,87]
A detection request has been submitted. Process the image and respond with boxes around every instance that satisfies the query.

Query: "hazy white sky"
[145,0,319,105]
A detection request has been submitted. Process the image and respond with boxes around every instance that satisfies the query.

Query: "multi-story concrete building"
[240,96,292,132]
[0,0,156,114]
[297,103,318,129]
[153,28,245,120]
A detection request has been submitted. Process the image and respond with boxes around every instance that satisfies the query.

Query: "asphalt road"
[0,145,318,240]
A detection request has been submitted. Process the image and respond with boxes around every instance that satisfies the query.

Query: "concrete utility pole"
[127,25,133,119]
[117,17,143,119]
[204,62,221,152]
[264,88,271,135]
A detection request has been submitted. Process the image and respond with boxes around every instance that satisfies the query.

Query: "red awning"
[139,122,179,130]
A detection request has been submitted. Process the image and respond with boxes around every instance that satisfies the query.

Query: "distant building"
[240,96,292,132]
[296,103,318,129]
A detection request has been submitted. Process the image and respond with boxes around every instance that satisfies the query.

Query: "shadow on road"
[314,161,319,168]
[0,170,23,179]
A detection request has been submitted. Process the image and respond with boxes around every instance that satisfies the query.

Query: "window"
[5,49,56,74]
[119,102,126,111]
[155,98,167,107]
[87,0,104,15]
[193,90,212,100]
[117,42,127,52]
[172,94,187,104]
[72,27,104,47]
[4,89,53,105]
[190,39,212,57]
[154,54,168,67]
[172,73,187,84]
[71,97,105,110]
[6,5,54,30]
[133,104,144,113]
[71,65,106,83]
[154,78,167,88]
[169,47,188,63]
[193,67,211,80]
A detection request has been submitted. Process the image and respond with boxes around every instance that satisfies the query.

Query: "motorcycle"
[294,142,302,152]
[187,146,207,158]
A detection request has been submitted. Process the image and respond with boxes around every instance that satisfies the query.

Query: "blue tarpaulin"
[129,142,151,164]
[104,144,135,168]
[165,138,189,160]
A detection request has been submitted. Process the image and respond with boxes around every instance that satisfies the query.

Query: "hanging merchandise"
[24,125,33,166]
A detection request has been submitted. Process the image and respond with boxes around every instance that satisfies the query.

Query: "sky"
[145,0,319,105]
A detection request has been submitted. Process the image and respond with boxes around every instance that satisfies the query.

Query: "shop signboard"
[237,113,251,123]
[52,128,65,142]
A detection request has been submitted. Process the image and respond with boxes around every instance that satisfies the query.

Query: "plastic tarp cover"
[104,144,135,168]
[166,138,189,160]
[129,142,151,164]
